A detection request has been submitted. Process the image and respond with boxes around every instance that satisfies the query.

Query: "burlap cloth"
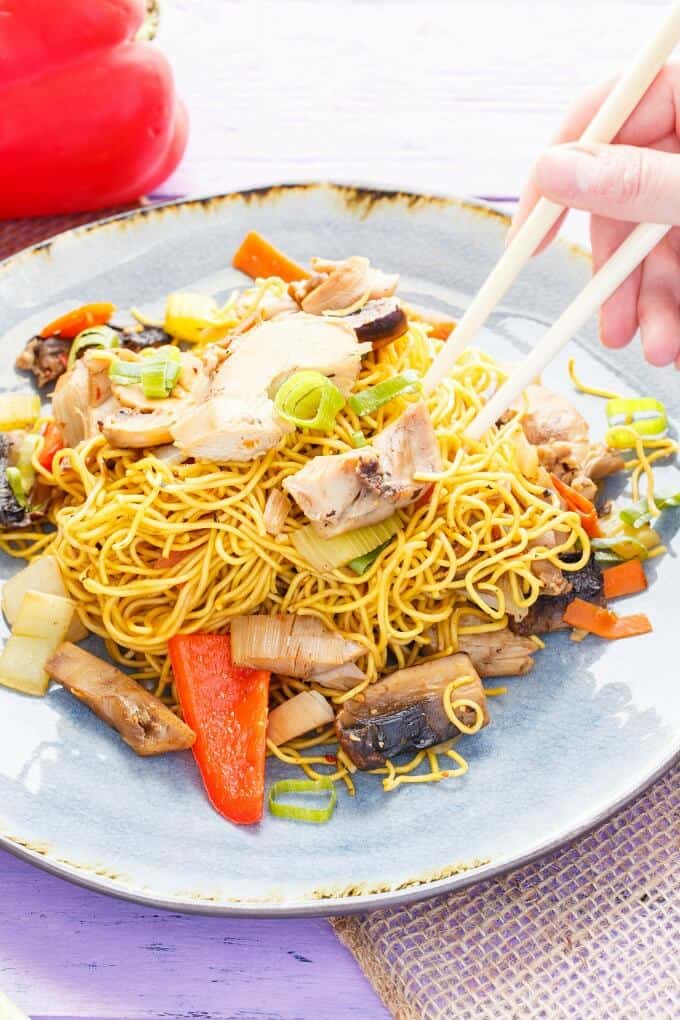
[2,212,679,1020]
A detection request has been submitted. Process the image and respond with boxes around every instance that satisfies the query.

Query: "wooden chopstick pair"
[423,1,680,439]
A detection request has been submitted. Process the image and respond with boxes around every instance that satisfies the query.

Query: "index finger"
[508,79,616,248]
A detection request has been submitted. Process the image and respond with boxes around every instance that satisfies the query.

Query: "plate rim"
[1,181,678,917]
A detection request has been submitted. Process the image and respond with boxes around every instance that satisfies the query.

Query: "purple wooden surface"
[0,850,390,1019]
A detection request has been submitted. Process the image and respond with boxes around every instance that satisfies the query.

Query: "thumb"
[535,142,680,224]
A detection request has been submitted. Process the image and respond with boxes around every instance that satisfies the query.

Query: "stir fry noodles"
[0,232,676,824]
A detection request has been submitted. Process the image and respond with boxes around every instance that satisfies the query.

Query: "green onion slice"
[591,535,650,562]
[351,430,368,448]
[268,778,337,823]
[292,514,401,572]
[140,359,181,399]
[109,347,181,399]
[16,434,39,494]
[605,397,668,449]
[619,492,680,529]
[274,371,345,431]
[6,467,27,507]
[348,370,421,417]
[68,325,120,369]
[348,538,393,575]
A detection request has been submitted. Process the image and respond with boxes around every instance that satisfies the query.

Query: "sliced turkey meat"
[171,313,368,462]
[511,384,624,499]
[284,403,441,537]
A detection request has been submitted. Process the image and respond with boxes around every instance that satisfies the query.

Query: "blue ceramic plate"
[0,185,677,916]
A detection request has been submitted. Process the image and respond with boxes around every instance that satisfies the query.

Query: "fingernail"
[536,143,600,199]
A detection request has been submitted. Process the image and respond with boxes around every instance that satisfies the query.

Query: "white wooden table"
[0,2,673,1017]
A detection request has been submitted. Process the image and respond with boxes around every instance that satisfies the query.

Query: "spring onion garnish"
[274,370,345,431]
[620,492,680,529]
[67,325,120,368]
[108,347,181,399]
[348,538,393,575]
[591,535,650,563]
[351,430,368,448]
[16,434,39,494]
[605,397,668,449]
[6,467,27,507]
[268,778,337,824]
[348,370,421,416]
[292,514,401,572]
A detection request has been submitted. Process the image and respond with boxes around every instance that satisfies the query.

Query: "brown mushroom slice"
[47,643,196,756]
[101,407,177,447]
[336,653,489,770]
[342,298,408,349]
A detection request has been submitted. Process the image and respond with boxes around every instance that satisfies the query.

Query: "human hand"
[509,65,680,369]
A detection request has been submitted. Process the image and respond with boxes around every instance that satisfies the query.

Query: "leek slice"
[274,371,345,431]
[292,515,401,572]
[67,325,120,368]
[348,370,421,416]
[268,778,337,824]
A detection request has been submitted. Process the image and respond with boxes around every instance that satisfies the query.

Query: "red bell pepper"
[38,421,65,471]
[0,0,188,217]
[169,634,270,826]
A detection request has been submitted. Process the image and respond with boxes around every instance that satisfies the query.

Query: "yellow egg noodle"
[0,286,674,794]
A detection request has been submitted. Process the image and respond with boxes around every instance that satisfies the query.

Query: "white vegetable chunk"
[267,690,335,746]
[2,555,66,625]
[2,556,88,642]
[0,634,56,696]
[13,590,76,644]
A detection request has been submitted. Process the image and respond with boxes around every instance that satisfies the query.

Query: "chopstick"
[422,0,680,396]
[0,989,31,1020]
[465,221,670,440]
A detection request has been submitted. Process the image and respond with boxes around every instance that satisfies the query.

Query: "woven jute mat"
[333,764,679,1019]
[3,212,679,1020]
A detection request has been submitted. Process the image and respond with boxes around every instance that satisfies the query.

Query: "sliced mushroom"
[15,336,71,388]
[47,643,196,756]
[336,653,489,769]
[342,298,408,349]
[101,407,178,448]
[509,553,605,637]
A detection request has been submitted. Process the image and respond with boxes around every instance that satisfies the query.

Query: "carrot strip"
[550,473,601,537]
[563,598,652,639]
[603,560,648,599]
[40,302,115,339]
[232,231,310,283]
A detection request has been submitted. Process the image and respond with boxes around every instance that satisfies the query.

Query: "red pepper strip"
[550,473,601,538]
[169,634,270,825]
[562,598,652,639]
[40,303,116,339]
[38,422,65,471]
[603,560,648,599]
